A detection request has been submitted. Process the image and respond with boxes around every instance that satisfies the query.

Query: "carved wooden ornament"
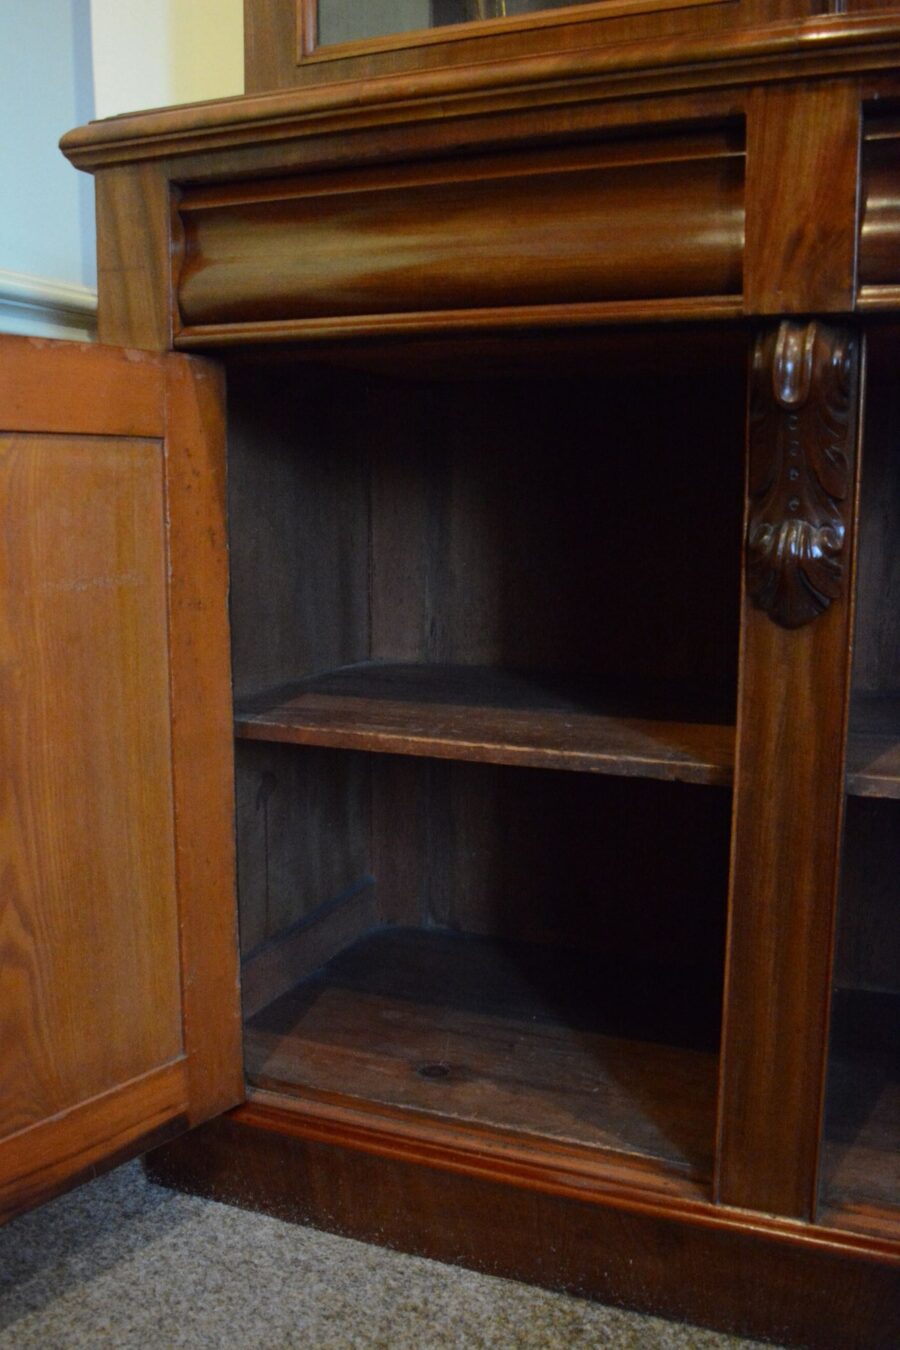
[747,321,858,630]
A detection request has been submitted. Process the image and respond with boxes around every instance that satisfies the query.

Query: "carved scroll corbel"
[747,321,858,630]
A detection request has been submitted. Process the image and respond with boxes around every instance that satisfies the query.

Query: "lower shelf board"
[234,663,735,787]
[234,668,900,798]
[847,694,900,798]
[243,927,720,1178]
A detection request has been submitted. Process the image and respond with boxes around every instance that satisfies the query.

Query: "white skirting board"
[0,269,98,341]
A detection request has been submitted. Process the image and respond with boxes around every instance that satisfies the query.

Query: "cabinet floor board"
[244,927,719,1177]
[235,663,735,785]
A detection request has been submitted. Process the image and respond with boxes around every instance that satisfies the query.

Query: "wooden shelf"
[235,663,735,786]
[847,696,900,798]
[244,927,720,1177]
[235,670,900,794]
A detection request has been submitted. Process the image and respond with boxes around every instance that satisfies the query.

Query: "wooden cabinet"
[3,3,900,1344]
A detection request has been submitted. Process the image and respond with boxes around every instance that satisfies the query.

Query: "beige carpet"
[0,1161,778,1349]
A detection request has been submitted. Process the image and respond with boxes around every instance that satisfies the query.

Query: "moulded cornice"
[61,14,900,172]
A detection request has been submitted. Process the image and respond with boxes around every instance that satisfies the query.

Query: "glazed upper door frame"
[244,0,805,93]
[0,336,242,1224]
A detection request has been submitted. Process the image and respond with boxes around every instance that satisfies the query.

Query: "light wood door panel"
[0,336,242,1223]
[0,431,181,1134]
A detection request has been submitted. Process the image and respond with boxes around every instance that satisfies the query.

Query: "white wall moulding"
[0,269,98,340]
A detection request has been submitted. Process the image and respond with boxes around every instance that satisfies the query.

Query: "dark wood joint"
[747,320,859,630]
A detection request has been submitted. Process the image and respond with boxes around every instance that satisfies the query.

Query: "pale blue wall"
[0,0,96,336]
[1,0,244,338]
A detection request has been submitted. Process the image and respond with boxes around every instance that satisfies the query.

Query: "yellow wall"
[168,0,244,106]
[91,0,243,118]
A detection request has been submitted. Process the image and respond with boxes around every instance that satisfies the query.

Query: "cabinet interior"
[224,327,747,1185]
[823,797,900,1234]
[821,327,900,1234]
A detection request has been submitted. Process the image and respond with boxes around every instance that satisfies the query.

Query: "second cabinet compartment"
[225,329,746,1191]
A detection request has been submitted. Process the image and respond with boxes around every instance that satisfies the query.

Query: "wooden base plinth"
[146,1097,900,1349]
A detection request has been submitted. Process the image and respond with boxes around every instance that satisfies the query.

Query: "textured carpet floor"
[0,1160,778,1349]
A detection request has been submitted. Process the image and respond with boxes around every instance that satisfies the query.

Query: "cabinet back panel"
[835,797,900,998]
[369,371,742,685]
[823,794,900,1224]
[823,331,900,1228]
[228,365,371,699]
[235,742,372,956]
[227,341,745,698]
[379,758,731,977]
[238,744,730,1033]
[851,327,900,697]
[841,327,900,995]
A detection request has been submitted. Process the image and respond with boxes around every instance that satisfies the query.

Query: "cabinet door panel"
[0,337,242,1224]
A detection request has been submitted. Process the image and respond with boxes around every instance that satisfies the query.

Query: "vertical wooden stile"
[96,162,175,351]
[716,320,864,1218]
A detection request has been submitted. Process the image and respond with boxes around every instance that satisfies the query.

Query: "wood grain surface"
[289,0,742,82]
[0,428,183,1136]
[177,135,743,328]
[235,664,736,786]
[61,13,899,176]
[860,115,900,290]
[244,926,720,1175]
[176,297,746,348]
[234,742,372,960]
[0,335,241,1222]
[96,164,174,351]
[163,355,244,1124]
[0,1062,188,1226]
[716,322,863,1220]
[745,83,861,313]
[52,2,900,1328]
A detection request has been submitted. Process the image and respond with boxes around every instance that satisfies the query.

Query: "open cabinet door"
[0,335,243,1224]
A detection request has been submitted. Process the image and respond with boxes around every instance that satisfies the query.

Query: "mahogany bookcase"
[3,2,899,1345]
